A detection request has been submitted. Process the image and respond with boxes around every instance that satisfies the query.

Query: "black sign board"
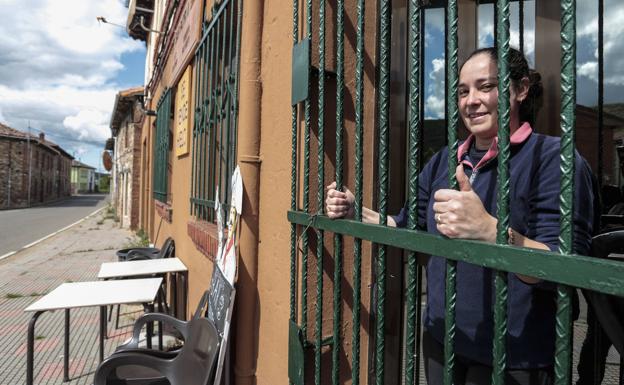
[207,265,235,337]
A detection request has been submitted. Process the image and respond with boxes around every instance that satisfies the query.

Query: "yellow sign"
[175,65,192,156]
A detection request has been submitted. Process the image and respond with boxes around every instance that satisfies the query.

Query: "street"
[0,194,109,258]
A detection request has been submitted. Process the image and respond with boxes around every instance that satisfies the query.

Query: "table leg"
[99,306,106,362]
[146,303,153,349]
[172,272,178,318]
[26,311,44,385]
[64,309,70,382]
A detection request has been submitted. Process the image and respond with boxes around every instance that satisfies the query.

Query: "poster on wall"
[216,166,243,285]
[175,65,192,157]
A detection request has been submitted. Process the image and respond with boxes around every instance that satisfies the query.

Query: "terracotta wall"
[136,0,381,382]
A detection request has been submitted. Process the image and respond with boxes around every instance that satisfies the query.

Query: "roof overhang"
[110,87,144,136]
[126,0,154,41]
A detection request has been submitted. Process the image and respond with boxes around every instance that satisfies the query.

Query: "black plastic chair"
[94,316,219,385]
[114,290,210,355]
[118,237,175,262]
[110,238,176,329]
[578,230,624,384]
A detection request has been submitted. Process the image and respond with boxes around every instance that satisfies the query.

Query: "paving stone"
[0,211,142,385]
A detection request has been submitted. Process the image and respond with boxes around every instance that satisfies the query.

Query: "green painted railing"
[288,1,612,384]
[153,88,172,203]
[190,0,242,222]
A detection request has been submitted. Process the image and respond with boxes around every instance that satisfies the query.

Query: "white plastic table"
[98,257,188,318]
[24,278,162,385]
[98,257,187,279]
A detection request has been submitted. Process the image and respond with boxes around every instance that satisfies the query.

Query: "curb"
[0,206,108,262]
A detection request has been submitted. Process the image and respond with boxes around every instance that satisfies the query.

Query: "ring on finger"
[435,213,442,224]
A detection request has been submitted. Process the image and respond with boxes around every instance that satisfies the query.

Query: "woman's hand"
[432,165,497,242]
[325,182,355,219]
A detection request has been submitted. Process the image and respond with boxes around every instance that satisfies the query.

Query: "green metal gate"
[287,1,624,384]
[154,88,172,203]
[190,0,242,222]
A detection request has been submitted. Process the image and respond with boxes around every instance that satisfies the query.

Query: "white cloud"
[576,3,624,87]
[426,57,445,119]
[0,0,144,169]
[63,110,110,142]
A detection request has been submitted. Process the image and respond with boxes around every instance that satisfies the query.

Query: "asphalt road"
[0,194,109,258]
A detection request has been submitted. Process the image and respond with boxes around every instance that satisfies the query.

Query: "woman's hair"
[460,47,543,126]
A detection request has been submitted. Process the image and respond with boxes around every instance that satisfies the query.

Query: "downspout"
[234,0,263,383]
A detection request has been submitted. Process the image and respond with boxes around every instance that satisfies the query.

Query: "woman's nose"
[465,88,479,105]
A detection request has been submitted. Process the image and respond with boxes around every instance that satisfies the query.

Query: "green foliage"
[125,228,150,248]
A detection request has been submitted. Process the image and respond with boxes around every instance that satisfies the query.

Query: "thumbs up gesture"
[432,165,497,242]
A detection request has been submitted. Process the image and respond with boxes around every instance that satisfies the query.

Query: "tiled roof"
[0,122,73,159]
[0,122,31,140]
[72,160,96,169]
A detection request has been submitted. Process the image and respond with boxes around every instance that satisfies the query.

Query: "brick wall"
[0,137,72,209]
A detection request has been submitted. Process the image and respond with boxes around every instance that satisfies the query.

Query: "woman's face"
[458,53,526,146]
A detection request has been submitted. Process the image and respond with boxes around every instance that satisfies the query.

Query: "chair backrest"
[171,317,220,385]
[157,237,175,259]
[587,230,624,354]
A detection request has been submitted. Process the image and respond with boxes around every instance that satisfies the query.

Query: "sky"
[0,0,145,171]
[0,1,622,168]
[423,0,624,119]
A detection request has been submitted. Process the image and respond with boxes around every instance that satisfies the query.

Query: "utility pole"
[27,122,32,207]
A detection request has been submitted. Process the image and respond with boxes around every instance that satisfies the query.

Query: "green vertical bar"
[376,0,391,383]
[352,0,365,384]
[492,1,510,384]
[191,49,199,215]
[444,1,459,384]
[210,18,222,221]
[519,0,524,54]
[301,0,312,340]
[405,0,421,384]
[218,12,227,204]
[289,0,299,324]
[225,2,235,203]
[333,0,344,383]
[597,0,604,188]
[555,0,576,384]
[315,0,326,383]
[204,28,215,219]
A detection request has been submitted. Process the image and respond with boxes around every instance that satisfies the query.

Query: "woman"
[325,47,594,385]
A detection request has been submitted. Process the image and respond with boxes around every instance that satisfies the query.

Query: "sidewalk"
[0,208,619,384]
[0,209,142,385]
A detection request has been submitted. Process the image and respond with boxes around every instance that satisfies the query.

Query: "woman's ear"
[515,76,530,102]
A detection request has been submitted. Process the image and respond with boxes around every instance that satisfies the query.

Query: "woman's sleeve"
[527,151,594,255]
[390,151,439,229]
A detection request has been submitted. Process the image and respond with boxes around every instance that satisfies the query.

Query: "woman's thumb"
[456,164,472,192]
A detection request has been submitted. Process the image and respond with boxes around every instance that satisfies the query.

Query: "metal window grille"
[288,1,620,385]
[153,88,172,203]
[190,0,242,222]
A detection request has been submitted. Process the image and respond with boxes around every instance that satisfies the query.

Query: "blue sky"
[0,0,145,172]
[0,1,621,171]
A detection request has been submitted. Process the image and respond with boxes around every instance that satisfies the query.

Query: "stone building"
[0,123,73,209]
[109,86,144,229]
[71,160,96,193]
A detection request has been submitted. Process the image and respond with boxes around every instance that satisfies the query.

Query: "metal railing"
[153,88,172,203]
[190,0,242,222]
[288,1,617,385]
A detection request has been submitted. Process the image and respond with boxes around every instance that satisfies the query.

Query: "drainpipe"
[234,0,263,384]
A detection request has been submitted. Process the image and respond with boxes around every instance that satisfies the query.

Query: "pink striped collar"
[457,122,533,169]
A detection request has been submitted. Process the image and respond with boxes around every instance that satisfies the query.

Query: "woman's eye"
[458,89,468,97]
[481,83,496,91]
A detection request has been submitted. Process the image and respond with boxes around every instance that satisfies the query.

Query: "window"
[153,88,172,203]
[190,0,241,222]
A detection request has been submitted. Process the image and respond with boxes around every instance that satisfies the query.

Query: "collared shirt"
[391,124,594,368]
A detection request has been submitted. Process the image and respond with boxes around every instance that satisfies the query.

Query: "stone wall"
[0,137,72,209]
